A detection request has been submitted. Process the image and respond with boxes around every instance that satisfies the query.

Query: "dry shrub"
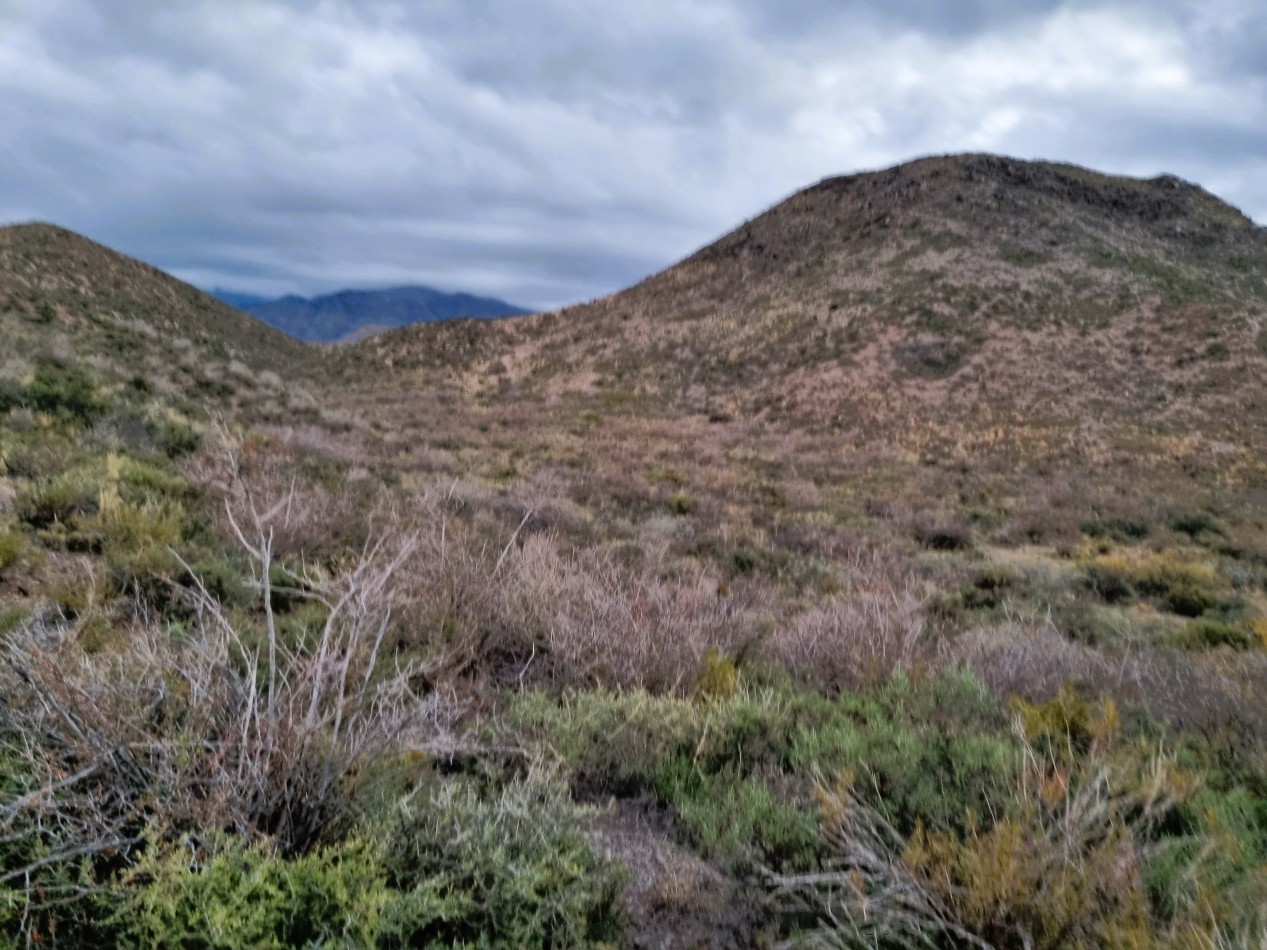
[182,428,372,558]
[956,622,1125,702]
[0,445,446,913]
[775,748,1260,950]
[498,536,770,693]
[768,772,992,949]
[764,549,935,688]
[904,750,1197,950]
[957,622,1267,740]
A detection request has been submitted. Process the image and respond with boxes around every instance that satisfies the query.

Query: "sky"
[1,1,1265,310]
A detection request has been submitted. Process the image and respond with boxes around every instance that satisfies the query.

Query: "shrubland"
[0,350,1265,949]
[4,157,1267,946]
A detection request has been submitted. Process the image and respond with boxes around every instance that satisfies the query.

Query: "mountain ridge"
[218,284,532,343]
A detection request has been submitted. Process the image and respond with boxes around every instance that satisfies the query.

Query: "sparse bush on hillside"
[1171,511,1226,542]
[912,512,973,551]
[1082,518,1151,542]
[0,527,21,574]
[21,360,105,424]
[13,468,101,528]
[1083,549,1226,617]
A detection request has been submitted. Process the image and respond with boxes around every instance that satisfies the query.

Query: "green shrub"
[98,497,183,590]
[120,835,389,949]
[656,763,819,871]
[14,469,102,528]
[0,528,21,574]
[508,689,698,795]
[117,458,188,501]
[157,421,202,459]
[1142,784,1267,925]
[1081,518,1150,542]
[379,775,627,948]
[1179,617,1255,650]
[22,360,105,424]
[784,672,1019,836]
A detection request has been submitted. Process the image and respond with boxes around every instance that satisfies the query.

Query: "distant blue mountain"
[211,285,531,343]
[210,289,272,311]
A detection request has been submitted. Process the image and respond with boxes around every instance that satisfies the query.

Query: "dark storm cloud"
[1,0,1265,308]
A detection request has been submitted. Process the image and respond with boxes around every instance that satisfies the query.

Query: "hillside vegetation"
[2,156,1266,949]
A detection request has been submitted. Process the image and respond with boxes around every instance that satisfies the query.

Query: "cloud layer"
[2,0,1264,308]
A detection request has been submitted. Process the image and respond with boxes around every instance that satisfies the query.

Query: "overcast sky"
[1,0,1264,309]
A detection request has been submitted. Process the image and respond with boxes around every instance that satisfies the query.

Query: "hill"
[365,154,1267,440]
[221,284,531,342]
[0,222,334,424]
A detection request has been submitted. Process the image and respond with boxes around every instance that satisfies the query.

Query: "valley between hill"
[1,155,1265,948]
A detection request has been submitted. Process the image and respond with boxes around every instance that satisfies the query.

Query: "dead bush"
[182,427,373,558]
[497,536,770,693]
[957,622,1267,741]
[764,549,936,688]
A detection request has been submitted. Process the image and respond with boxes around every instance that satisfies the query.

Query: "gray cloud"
[0,0,1264,309]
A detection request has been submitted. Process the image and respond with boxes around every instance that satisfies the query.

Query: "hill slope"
[0,222,328,422]
[365,154,1267,448]
[227,285,531,343]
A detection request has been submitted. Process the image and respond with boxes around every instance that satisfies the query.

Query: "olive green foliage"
[1179,617,1256,650]
[120,836,389,949]
[665,492,696,515]
[508,688,699,795]
[512,670,1021,873]
[782,671,1021,836]
[656,762,821,870]
[14,468,101,528]
[378,775,627,948]
[21,360,105,424]
[0,527,21,574]
[1083,549,1228,617]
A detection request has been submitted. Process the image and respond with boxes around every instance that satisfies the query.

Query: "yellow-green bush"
[97,491,183,583]
[696,646,740,701]
[1084,549,1226,617]
[14,468,103,528]
[0,527,21,574]
[120,835,389,949]
[379,775,627,948]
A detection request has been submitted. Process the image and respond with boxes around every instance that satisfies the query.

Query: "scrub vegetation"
[2,155,1267,948]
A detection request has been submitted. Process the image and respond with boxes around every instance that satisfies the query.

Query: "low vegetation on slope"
[2,157,1267,948]
[2,345,1264,949]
